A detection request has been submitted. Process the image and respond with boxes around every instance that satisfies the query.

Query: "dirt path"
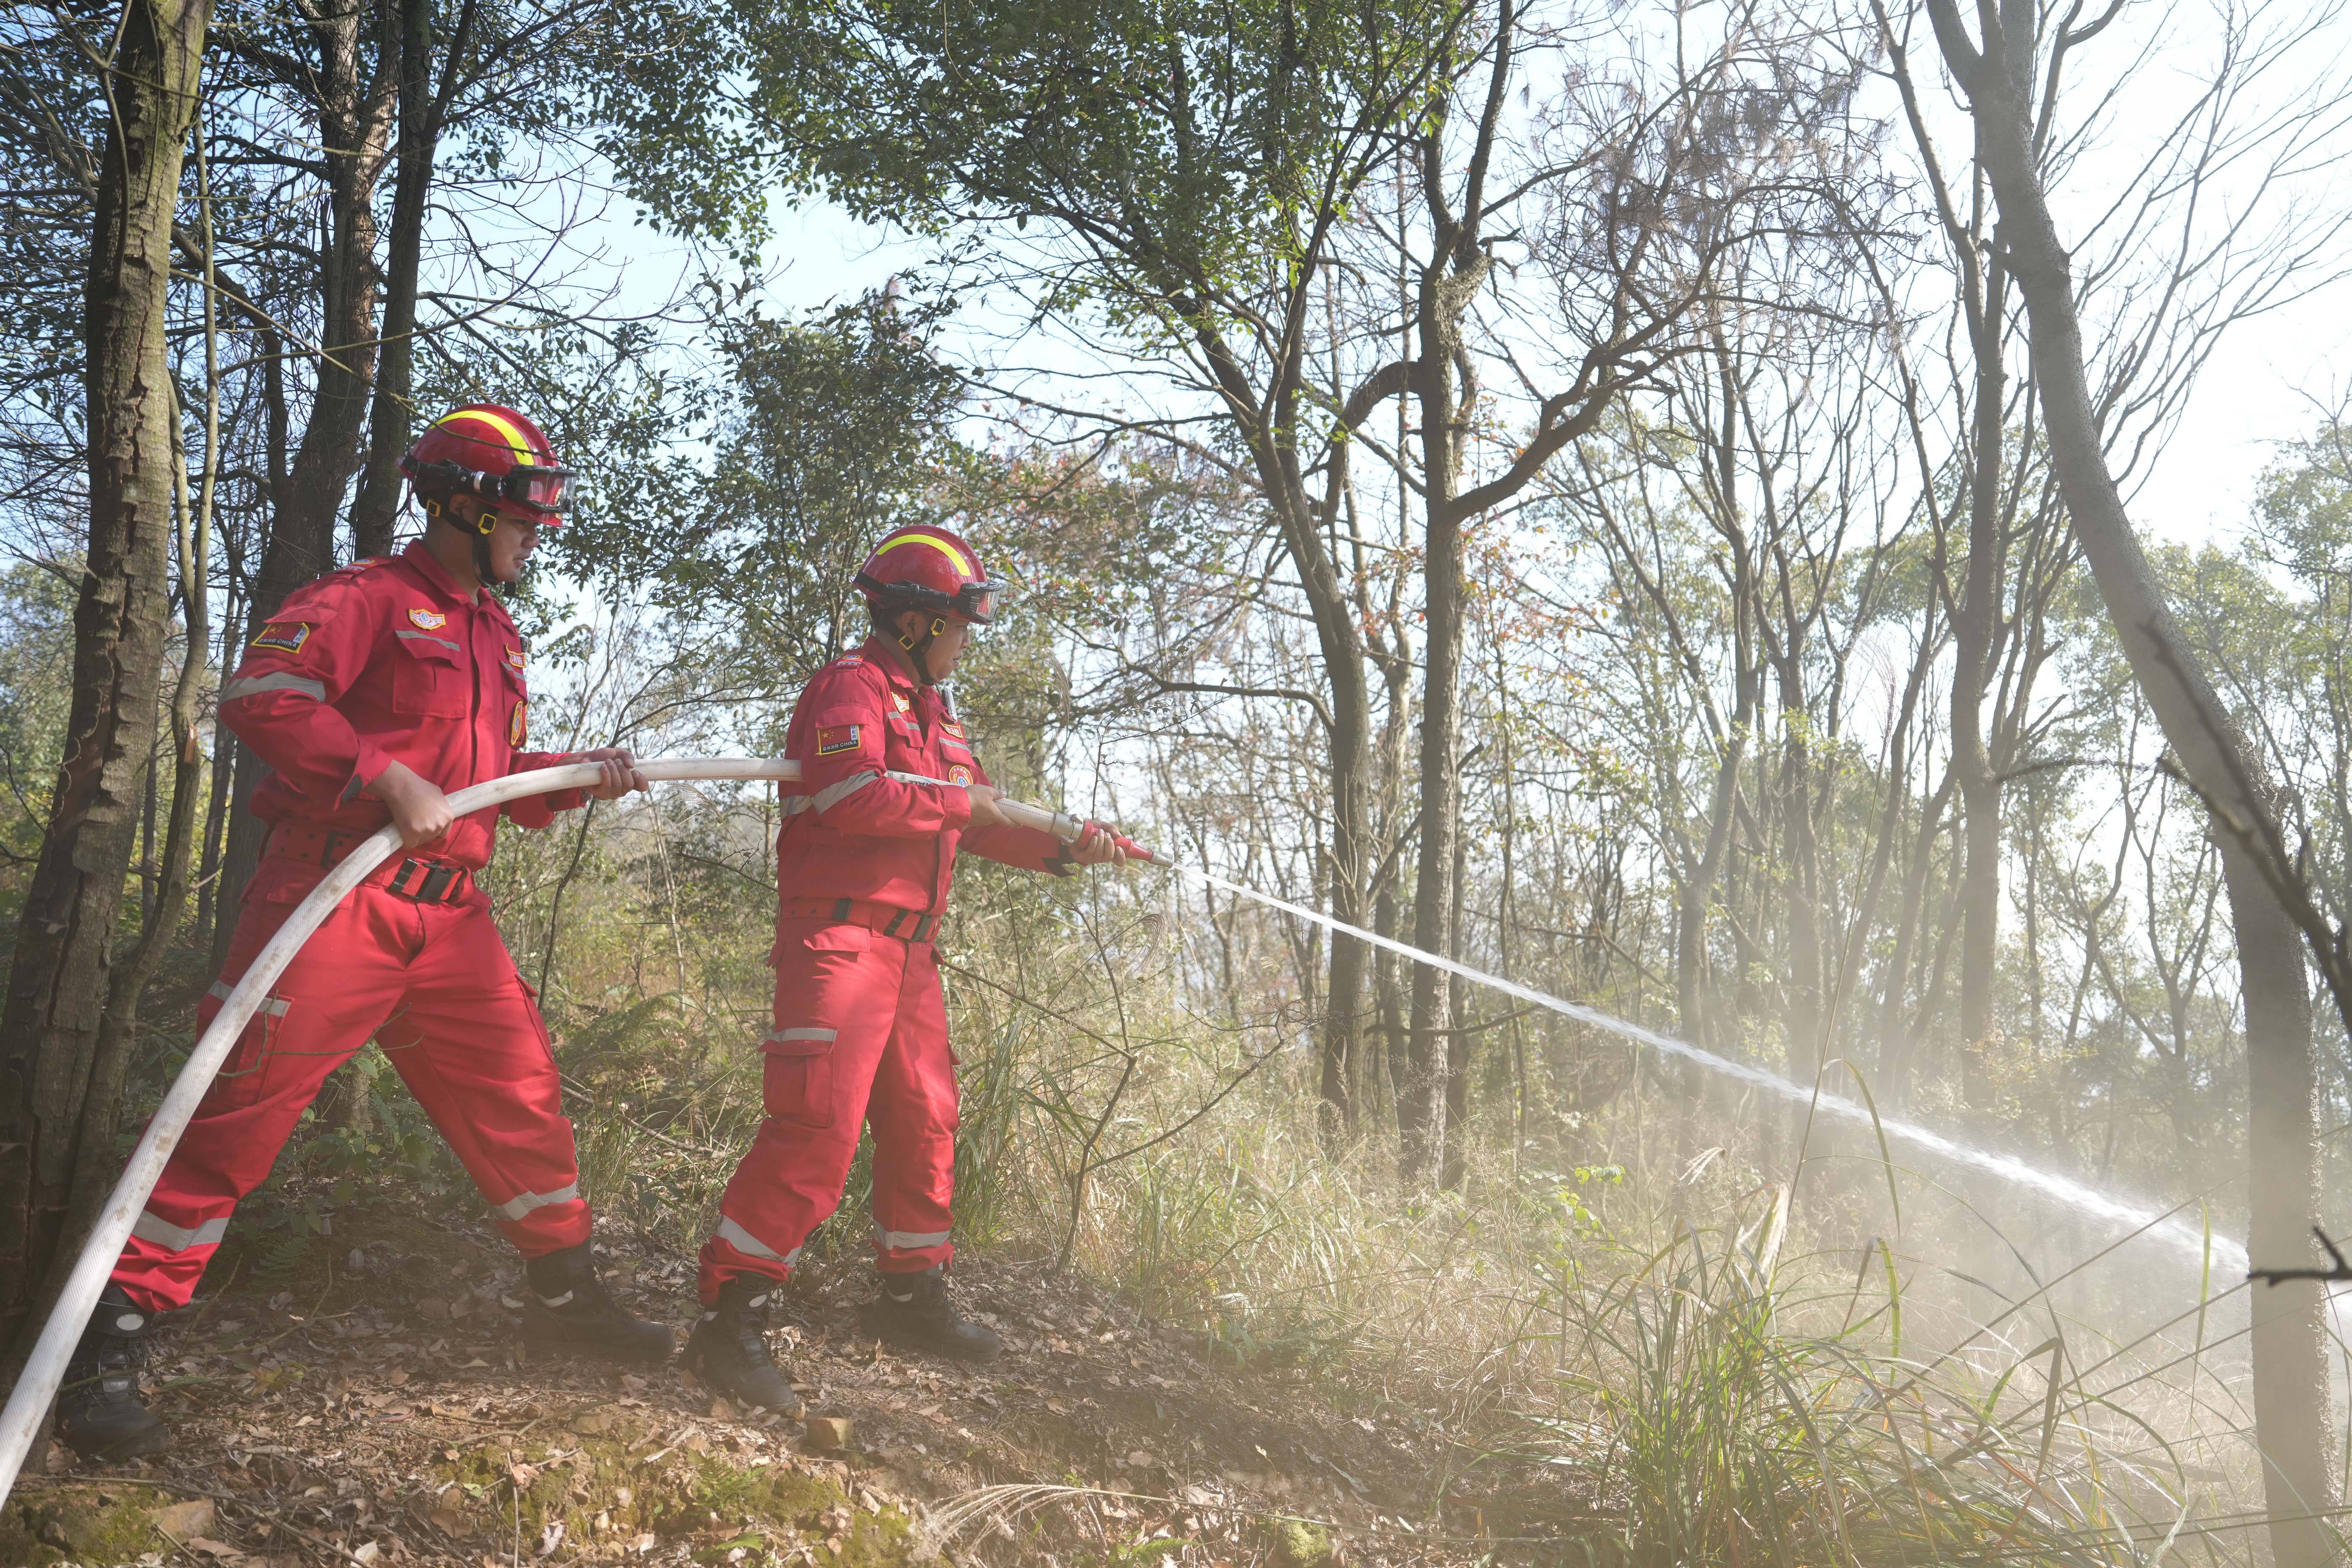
[5,1212,1567,1568]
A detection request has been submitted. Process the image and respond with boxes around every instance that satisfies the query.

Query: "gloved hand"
[1074,821,1152,867]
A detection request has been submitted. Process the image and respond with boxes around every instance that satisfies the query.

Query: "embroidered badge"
[891,691,913,713]
[408,607,449,630]
[510,700,528,746]
[815,724,861,756]
[249,621,310,654]
[948,764,974,786]
[834,655,865,668]
[942,719,966,738]
[506,647,526,670]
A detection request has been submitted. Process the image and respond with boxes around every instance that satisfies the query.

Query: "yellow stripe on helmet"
[873,531,972,576]
[437,407,538,465]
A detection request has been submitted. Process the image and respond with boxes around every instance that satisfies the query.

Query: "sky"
[710,1,2352,564]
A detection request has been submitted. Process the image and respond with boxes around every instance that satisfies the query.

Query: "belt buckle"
[388,858,461,903]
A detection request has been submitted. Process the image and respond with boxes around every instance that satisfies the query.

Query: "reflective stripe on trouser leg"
[698,930,918,1303]
[864,938,959,1274]
[872,1223,952,1251]
[131,1211,231,1252]
[370,901,591,1257]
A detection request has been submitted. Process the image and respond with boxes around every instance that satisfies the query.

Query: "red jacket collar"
[400,539,479,606]
[857,634,926,696]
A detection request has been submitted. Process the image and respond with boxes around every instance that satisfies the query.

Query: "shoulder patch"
[408,607,449,631]
[336,556,395,574]
[506,647,526,670]
[832,655,866,669]
[815,724,862,756]
[249,621,311,654]
[948,764,974,786]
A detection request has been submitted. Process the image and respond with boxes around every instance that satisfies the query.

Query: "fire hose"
[0,756,1158,1502]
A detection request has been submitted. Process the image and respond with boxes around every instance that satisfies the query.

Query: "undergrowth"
[180,798,2300,1566]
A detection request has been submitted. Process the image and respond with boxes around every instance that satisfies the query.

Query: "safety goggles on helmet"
[400,455,575,520]
[854,570,1002,626]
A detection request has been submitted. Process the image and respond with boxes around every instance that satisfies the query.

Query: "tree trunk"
[2218,830,2336,1568]
[1402,331,1465,1183]
[1438,807,1473,1190]
[0,0,211,1346]
[212,7,396,928]
[1952,253,2010,1107]
[348,0,442,557]
[1925,2,2341,1557]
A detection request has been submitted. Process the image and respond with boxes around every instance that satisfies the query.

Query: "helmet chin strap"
[892,611,950,685]
[422,495,510,588]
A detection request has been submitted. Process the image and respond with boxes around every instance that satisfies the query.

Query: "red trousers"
[112,860,589,1313]
[698,921,958,1301]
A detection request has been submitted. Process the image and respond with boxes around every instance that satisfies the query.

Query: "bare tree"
[1903,0,2352,1554]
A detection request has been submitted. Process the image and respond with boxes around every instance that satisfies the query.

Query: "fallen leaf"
[186,1538,242,1559]
[349,1542,382,1565]
[631,1533,657,1554]
[154,1500,215,1540]
[709,1397,735,1421]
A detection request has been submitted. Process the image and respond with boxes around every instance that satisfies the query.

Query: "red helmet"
[855,525,1002,626]
[399,404,574,534]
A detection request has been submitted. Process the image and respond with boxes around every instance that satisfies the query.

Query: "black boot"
[863,1267,1001,1362]
[55,1287,168,1462]
[682,1277,804,1417]
[524,1242,673,1361]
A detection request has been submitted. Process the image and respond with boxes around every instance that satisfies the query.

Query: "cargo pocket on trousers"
[205,980,292,1109]
[761,1027,837,1129]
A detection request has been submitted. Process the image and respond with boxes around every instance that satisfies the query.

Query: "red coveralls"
[696,637,1072,1300]
[112,541,595,1313]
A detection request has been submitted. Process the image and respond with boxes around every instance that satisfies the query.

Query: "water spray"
[0,757,2241,1504]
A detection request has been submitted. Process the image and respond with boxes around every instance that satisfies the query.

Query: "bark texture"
[0,0,212,1347]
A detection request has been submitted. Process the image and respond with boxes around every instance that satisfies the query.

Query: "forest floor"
[4,1203,1585,1568]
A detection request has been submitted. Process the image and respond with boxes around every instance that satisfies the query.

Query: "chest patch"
[942,719,966,738]
[816,724,861,756]
[506,647,526,670]
[948,764,974,785]
[249,620,310,654]
[408,607,449,631]
[890,691,913,713]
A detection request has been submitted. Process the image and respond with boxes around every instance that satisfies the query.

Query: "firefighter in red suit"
[682,525,1130,1414]
[56,405,672,1462]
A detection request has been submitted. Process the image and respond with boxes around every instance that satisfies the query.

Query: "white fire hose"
[0,755,1154,1502]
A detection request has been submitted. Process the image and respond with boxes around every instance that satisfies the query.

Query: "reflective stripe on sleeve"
[716,1216,803,1266]
[490,1182,580,1221]
[132,1211,230,1253]
[221,672,326,703]
[811,771,879,814]
[872,1223,953,1251]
